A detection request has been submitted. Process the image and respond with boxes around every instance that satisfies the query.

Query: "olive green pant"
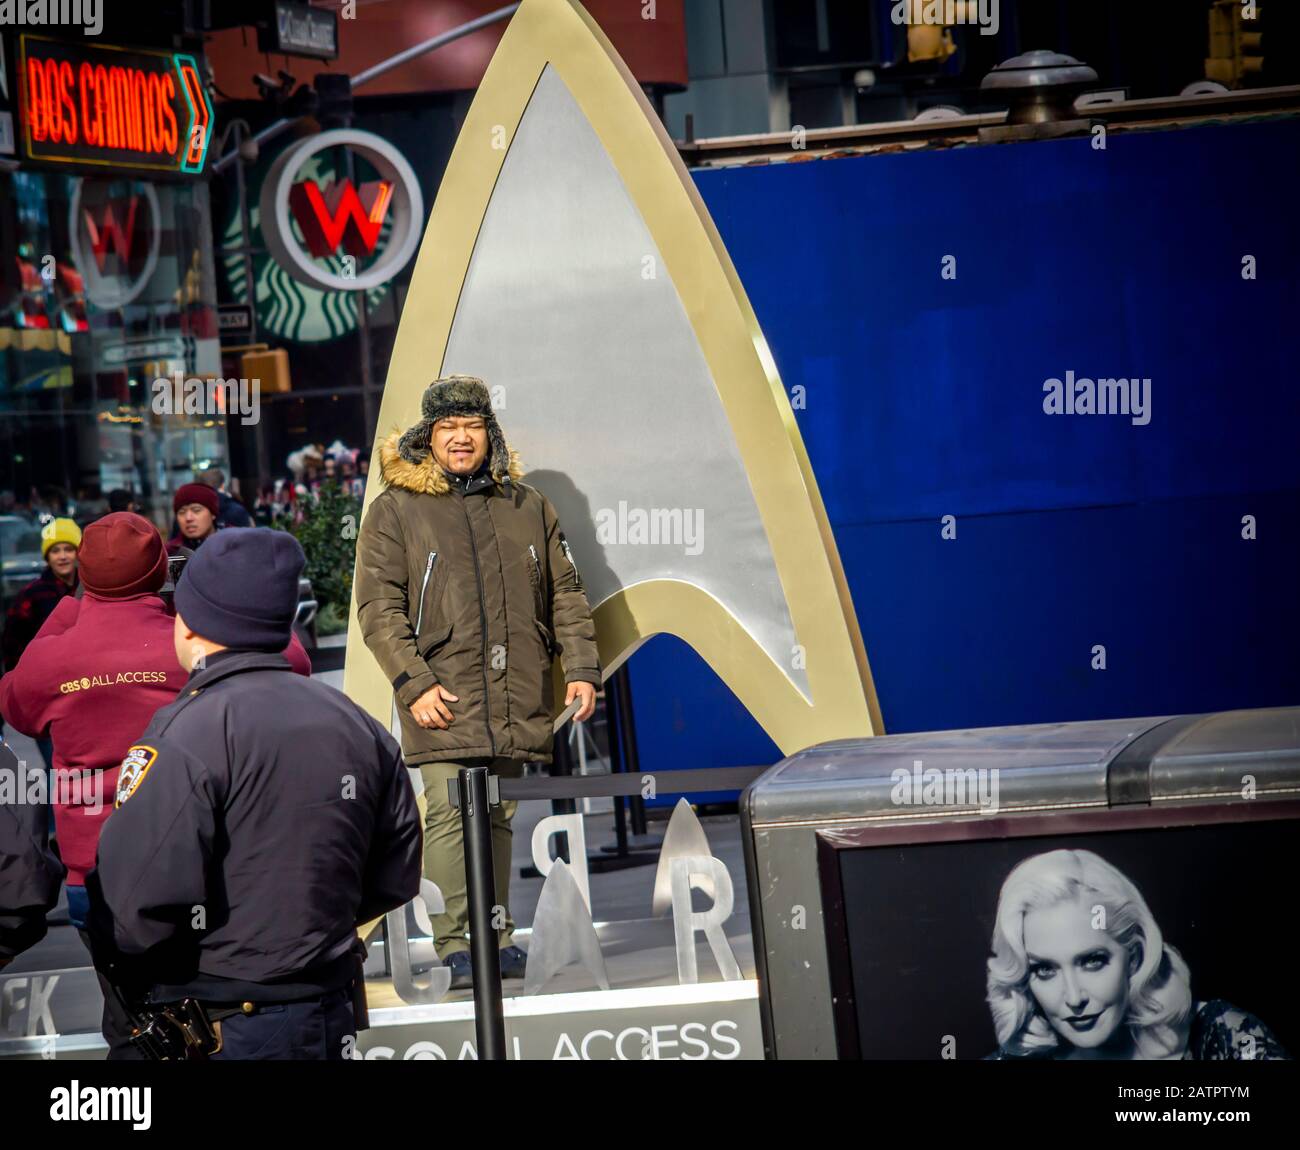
[419,757,524,960]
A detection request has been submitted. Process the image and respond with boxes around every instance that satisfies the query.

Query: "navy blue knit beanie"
[174,528,305,650]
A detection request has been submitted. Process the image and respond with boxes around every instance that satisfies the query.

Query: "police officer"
[88,528,421,1060]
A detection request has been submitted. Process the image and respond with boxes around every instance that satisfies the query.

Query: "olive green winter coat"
[355,432,601,766]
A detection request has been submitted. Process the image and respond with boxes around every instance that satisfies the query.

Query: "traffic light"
[1206,0,1265,88]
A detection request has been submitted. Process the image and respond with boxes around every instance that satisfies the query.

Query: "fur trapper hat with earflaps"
[396,375,513,485]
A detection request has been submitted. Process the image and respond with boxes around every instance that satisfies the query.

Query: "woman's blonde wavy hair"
[986,849,1193,1059]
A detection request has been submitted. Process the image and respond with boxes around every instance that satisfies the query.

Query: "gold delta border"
[343,0,884,755]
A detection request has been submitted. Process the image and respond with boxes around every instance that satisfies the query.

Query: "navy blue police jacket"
[0,744,63,965]
[88,648,421,1002]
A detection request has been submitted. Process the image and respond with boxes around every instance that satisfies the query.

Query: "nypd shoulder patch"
[115,745,158,808]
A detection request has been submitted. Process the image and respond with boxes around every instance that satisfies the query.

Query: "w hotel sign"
[15,35,211,175]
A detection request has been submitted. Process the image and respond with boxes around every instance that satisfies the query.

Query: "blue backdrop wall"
[627,116,1300,793]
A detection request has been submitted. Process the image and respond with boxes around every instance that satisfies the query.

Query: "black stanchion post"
[603,673,631,855]
[456,765,507,1060]
[613,666,648,836]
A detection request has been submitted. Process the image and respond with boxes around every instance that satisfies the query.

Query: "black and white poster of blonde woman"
[985,850,1290,1061]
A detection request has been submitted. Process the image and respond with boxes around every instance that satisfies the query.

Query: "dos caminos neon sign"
[18,35,211,174]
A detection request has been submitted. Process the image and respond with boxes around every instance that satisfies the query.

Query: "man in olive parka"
[355,375,600,986]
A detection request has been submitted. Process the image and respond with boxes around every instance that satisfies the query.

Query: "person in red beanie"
[167,482,220,556]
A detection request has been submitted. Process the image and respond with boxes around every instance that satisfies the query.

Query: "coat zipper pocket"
[558,531,582,588]
[414,551,437,636]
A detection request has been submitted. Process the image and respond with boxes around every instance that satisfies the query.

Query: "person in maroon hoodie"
[0,512,312,934]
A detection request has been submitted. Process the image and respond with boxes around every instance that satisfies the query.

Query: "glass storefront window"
[0,170,223,533]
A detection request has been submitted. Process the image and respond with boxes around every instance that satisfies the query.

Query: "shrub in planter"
[280,480,362,626]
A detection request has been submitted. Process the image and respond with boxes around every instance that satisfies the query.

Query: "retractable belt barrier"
[446,764,770,1059]
[496,765,769,802]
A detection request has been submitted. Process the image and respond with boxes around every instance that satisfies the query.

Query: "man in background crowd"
[107,490,142,515]
[197,467,254,528]
[167,483,221,556]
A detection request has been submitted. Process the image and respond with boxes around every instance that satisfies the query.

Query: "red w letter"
[288,179,393,259]
[83,198,140,273]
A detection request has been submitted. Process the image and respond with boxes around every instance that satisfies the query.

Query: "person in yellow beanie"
[42,518,83,559]
[2,518,82,674]
[1,517,82,785]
